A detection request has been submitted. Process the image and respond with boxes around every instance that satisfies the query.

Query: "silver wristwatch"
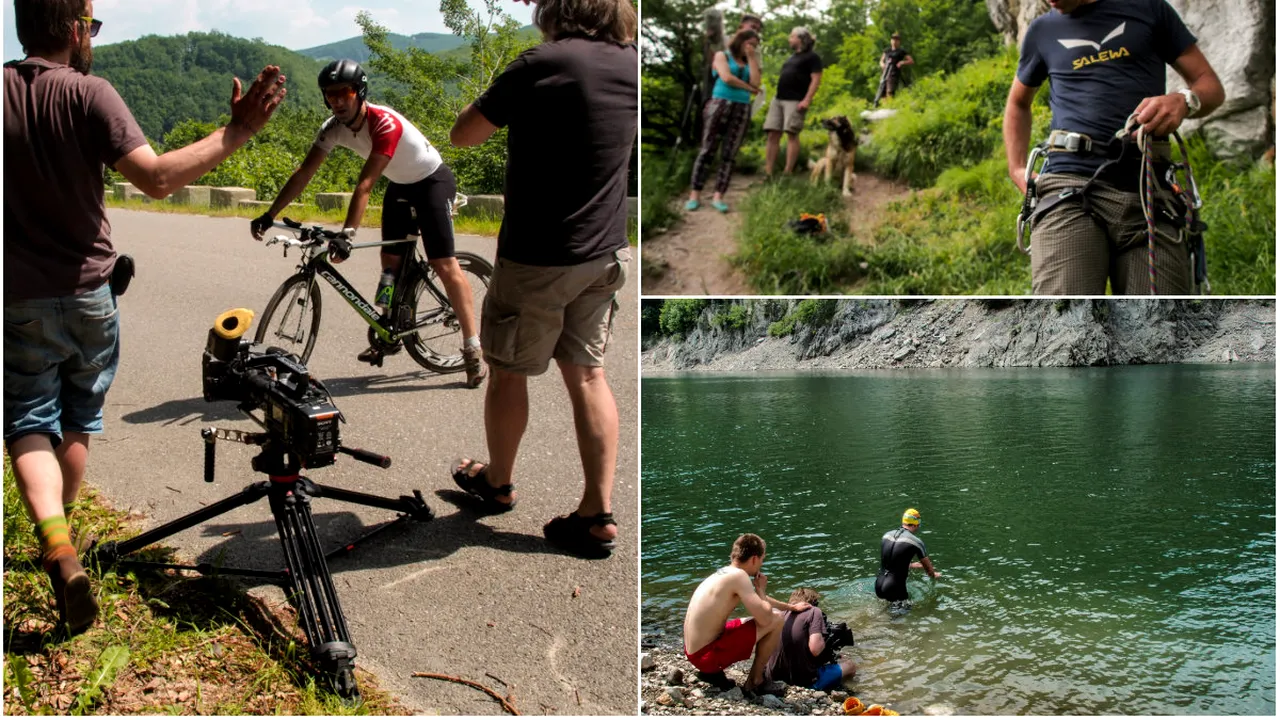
[1178,88,1202,116]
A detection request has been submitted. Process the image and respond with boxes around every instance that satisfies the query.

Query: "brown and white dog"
[810,115,857,196]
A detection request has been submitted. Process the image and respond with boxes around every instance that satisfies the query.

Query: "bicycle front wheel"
[254,272,323,364]
[403,252,492,374]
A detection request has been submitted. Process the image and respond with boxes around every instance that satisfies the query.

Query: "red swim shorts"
[685,618,757,673]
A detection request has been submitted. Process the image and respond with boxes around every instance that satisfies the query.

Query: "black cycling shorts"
[381,163,457,260]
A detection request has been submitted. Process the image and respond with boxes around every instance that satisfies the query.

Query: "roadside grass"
[103,197,636,246]
[2,457,409,715]
[103,197,503,239]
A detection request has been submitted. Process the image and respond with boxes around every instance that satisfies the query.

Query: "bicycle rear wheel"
[403,252,492,374]
[255,273,323,364]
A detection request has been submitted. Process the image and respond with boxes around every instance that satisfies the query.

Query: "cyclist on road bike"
[250,59,484,387]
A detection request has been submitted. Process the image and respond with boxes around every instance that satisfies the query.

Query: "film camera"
[202,308,342,468]
[818,619,855,666]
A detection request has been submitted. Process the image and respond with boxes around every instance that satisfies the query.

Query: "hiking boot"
[462,346,486,388]
[45,554,98,635]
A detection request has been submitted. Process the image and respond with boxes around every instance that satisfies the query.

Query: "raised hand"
[229,65,288,138]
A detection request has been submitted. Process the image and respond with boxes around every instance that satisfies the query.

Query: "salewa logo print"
[1061,23,1130,70]
[371,112,398,137]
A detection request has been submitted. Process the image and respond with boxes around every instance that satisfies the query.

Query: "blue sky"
[3,0,535,61]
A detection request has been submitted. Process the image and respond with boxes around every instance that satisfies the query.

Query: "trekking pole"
[666,83,702,179]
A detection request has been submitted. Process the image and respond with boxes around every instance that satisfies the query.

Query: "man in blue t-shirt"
[1002,0,1224,295]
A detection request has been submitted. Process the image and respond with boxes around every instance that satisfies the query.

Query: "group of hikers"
[682,510,940,694]
[680,0,1227,295]
[5,0,636,635]
[685,11,915,215]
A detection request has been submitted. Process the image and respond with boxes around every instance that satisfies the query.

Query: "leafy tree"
[93,32,328,140]
[356,1,538,194]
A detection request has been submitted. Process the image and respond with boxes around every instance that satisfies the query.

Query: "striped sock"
[37,515,75,569]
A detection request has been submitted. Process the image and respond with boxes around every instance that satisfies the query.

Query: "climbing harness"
[1014,115,1210,294]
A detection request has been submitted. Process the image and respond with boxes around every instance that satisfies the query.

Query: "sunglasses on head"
[324,86,357,101]
[80,16,102,38]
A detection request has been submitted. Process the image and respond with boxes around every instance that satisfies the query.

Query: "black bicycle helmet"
[318,59,368,108]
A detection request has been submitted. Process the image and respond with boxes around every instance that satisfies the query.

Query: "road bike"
[255,209,491,373]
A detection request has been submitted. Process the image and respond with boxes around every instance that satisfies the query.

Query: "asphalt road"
[90,209,639,715]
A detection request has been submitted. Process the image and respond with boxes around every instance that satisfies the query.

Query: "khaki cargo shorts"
[763,98,806,135]
[481,248,630,375]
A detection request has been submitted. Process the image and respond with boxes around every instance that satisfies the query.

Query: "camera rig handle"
[202,426,272,482]
[338,445,392,468]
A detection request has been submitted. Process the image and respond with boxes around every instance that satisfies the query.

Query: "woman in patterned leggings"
[687,29,761,213]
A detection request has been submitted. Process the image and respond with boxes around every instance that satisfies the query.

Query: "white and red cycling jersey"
[313,103,443,185]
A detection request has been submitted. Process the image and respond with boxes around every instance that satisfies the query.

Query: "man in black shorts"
[251,59,485,386]
[875,508,939,603]
[1003,0,1225,294]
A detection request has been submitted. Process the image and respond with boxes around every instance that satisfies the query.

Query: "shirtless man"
[683,533,811,690]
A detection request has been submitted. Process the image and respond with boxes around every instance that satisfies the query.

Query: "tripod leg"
[271,488,360,701]
[90,481,271,564]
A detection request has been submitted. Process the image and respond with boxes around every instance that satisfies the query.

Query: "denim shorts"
[4,283,120,445]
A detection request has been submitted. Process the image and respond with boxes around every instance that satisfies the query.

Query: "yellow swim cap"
[902,508,921,526]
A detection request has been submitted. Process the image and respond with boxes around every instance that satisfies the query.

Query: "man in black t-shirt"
[764,26,823,176]
[1002,0,1224,294]
[878,32,914,100]
[449,0,636,559]
[764,588,856,691]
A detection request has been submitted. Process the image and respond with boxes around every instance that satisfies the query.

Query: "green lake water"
[641,365,1275,715]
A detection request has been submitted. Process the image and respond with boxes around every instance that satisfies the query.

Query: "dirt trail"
[642,172,756,296]
[642,170,912,296]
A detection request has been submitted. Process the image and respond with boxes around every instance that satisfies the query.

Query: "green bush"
[710,303,752,331]
[641,149,695,242]
[860,48,1050,188]
[658,299,709,338]
[767,298,840,336]
[734,179,865,294]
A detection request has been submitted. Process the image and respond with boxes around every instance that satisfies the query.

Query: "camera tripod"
[87,427,434,701]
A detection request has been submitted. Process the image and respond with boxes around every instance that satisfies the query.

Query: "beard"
[70,37,93,74]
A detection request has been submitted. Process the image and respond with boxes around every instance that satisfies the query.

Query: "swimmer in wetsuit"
[875,508,940,602]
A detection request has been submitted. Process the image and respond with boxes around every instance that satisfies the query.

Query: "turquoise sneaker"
[684,199,700,211]
[711,200,730,213]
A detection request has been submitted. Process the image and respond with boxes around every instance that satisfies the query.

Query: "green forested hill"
[297,31,466,63]
[93,32,327,140]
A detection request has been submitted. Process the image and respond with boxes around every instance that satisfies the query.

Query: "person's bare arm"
[116,66,286,199]
[809,632,825,657]
[1133,44,1225,136]
[735,573,778,625]
[342,152,392,231]
[797,71,822,111]
[713,51,757,93]
[1004,78,1039,194]
[900,54,915,68]
[920,556,941,580]
[747,47,762,92]
[451,104,500,147]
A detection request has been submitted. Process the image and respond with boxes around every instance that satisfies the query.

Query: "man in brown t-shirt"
[764,588,856,691]
[4,0,286,635]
